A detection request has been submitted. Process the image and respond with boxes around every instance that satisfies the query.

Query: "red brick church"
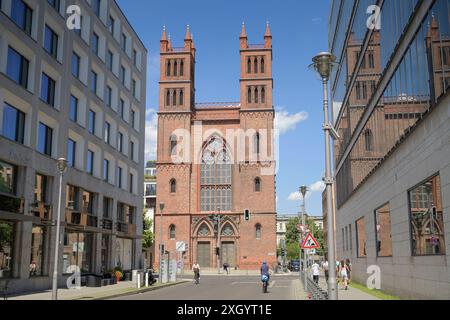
[154,23,277,270]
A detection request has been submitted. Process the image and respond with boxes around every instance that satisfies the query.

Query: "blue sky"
[117,0,331,216]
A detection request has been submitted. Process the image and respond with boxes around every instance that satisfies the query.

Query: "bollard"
[137,273,141,288]
[145,272,149,287]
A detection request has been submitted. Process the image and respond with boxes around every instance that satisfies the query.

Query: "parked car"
[289,260,300,271]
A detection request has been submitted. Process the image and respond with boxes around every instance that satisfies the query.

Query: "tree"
[285,216,325,257]
[142,211,154,249]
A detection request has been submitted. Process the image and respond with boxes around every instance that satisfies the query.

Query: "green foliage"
[286,242,300,261]
[285,216,325,257]
[142,210,154,249]
[0,223,13,252]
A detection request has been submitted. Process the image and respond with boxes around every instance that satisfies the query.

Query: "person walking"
[192,262,200,285]
[311,261,320,284]
[322,260,329,282]
[339,260,349,290]
[223,262,229,275]
[345,258,352,284]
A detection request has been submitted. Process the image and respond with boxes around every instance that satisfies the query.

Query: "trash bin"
[86,275,102,287]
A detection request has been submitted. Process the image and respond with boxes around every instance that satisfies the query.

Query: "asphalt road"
[110,275,301,300]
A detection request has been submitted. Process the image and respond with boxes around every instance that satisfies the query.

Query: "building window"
[132,49,137,66]
[103,197,112,218]
[37,122,53,156]
[198,224,210,237]
[261,87,265,103]
[0,160,17,195]
[254,132,260,155]
[131,79,136,97]
[368,51,375,69]
[255,178,261,192]
[34,173,48,203]
[166,60,171,77]
[131,110,136,129]
[63,232,94,273]
[247,87,252,104]
[130,141,135,161]
[40,73,56,107]
[375,203,392,257]
[71,52,80,78]
[254,87,259,104]
[355,82,361,100]
[409,175,445,256]
[86,150,94,175]
[247,58,251,73]
[172,90,177,106]
[253,57,258,73]
[69,95,78,122]
[356,217,366,258]
[0,221,15,279]
[107,50,113,71]
[255,224,262,239]
[173,60,178,77]
[90,70,97,94]
[103,159,109,182]
[11,0,32,35]
[120,66,125,85]
[108,15,114,34]
[88,110,96,134]
[129,173,134,193]
[364,129,373,151]
[170,135,177,157]
[261,57,265,73]
[30,226,45,277]
[82,191,94,214]
[118,132,123,152]
[7,46,29,88]
[2,103,25,144]
[67,139,76,167]
[180,60,184,76]
[169,225,176,239]
[179,89,183,105]
[117,167,122,188]
[121,33,127,52]
[44,25,58,59]
[92,32,99,55]
[92,0,101,17]
[106,86,112,107]
[104,121,110,144]
[119,99,125,118]
[200,136,232,212]
[166,90,170,106]
[66,185,79,210]
[170,179,176,193]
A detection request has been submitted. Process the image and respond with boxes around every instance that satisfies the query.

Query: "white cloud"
[145,108,158,161]
[275,108,308,134]
[288,180,326,201]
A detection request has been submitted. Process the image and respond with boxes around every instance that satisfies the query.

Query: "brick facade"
[154,24,277,271]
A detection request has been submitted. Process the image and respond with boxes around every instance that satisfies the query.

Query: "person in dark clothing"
[223,262,229,274]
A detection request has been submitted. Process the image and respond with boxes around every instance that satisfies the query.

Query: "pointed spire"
[240,22,247,38]
[264,21,272,38]
[185,24,192,40]
[161,25,167,41]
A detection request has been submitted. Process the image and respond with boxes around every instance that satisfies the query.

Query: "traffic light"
[215,247,220,256]
[244,209,250,221]
[160,244,165,253]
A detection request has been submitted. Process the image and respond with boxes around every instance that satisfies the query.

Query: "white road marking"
[269,280,276,288]
[231,281,259,285]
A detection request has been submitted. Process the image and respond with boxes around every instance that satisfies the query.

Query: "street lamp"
[159,202,165,283]
[52,158,67,300]
[310,51,339,300]
[299,186,308,291]
[208,208,222,274]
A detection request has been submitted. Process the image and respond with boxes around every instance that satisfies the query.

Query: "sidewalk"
[7,280,188,300]
[315,272,380,300]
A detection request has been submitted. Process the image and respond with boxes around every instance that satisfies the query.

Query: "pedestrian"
[192,262,200,285]
[322,260,329,282]
[223,262,229,274]
[29,261,37,276]
[345,258,352,283]
[340,260,349,290]
[311,261,320,284]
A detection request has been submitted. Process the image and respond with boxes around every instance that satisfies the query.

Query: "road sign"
[301,233,320,249]
[306,249,316,255]
[176,241,186,252]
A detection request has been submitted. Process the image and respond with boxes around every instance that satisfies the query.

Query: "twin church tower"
[155,23,277,270]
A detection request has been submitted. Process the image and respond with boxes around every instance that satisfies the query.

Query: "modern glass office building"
[0,0,147,294]
[329,0,450,299]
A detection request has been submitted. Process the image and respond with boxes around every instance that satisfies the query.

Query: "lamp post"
[300,186,308,291]
[310,52,339,300]
[159,202,165,283]
[52,158,67,300]
[209,208,222,275]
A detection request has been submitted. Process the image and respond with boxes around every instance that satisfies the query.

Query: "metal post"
[51,170,63,300]
[217,209,221,274]
[322,78,338,300]
[301,189,307,292]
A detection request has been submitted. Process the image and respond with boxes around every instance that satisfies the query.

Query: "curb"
[73,281,189,300]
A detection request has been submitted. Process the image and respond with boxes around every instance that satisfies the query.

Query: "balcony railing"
[102,218,113,230]
[145,190,156,196]
[65,210,98,227]
[30,201,52,221]
[0,193,24,214]
[116,222,136,236]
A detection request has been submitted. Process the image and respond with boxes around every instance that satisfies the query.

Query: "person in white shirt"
[322,260,329,282]
[311,261,320,284]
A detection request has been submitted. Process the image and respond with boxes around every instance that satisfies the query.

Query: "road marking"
[269,281,276,288]
[231,281,259,285]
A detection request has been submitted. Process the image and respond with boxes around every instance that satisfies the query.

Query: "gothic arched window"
[248,87,252,104]
[254,87,259,104]
[254,132,260,155]
[200,136,232,212]
[255,177,261,192]
[255,224,262,239]
[166,60,171,77]
[247,58,252,73]
[254,57,258,73]
[173,60,178,76]
[169,224,176,239]
[170,135,177,156]
[261,57,265,73]
[166,90,170,106]
[221,223,234,236]
[180,60,184,76]
[364,129,373,151]
[172,90,177,106]
[170,179,177,193]
[198,223,210,237]
[261,87,266,103]
[179,89,184,105]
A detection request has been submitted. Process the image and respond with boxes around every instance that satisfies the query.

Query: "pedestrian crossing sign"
[301,233,320,249]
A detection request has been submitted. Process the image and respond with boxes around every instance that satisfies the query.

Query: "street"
[109,275,303,300]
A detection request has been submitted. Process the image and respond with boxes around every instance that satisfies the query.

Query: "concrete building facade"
[154,23,277,271]
[0,0,146,294]
[329,0,450,299]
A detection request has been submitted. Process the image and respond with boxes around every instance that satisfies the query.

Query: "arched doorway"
[196,223,212,268]
[221,223,236,267]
